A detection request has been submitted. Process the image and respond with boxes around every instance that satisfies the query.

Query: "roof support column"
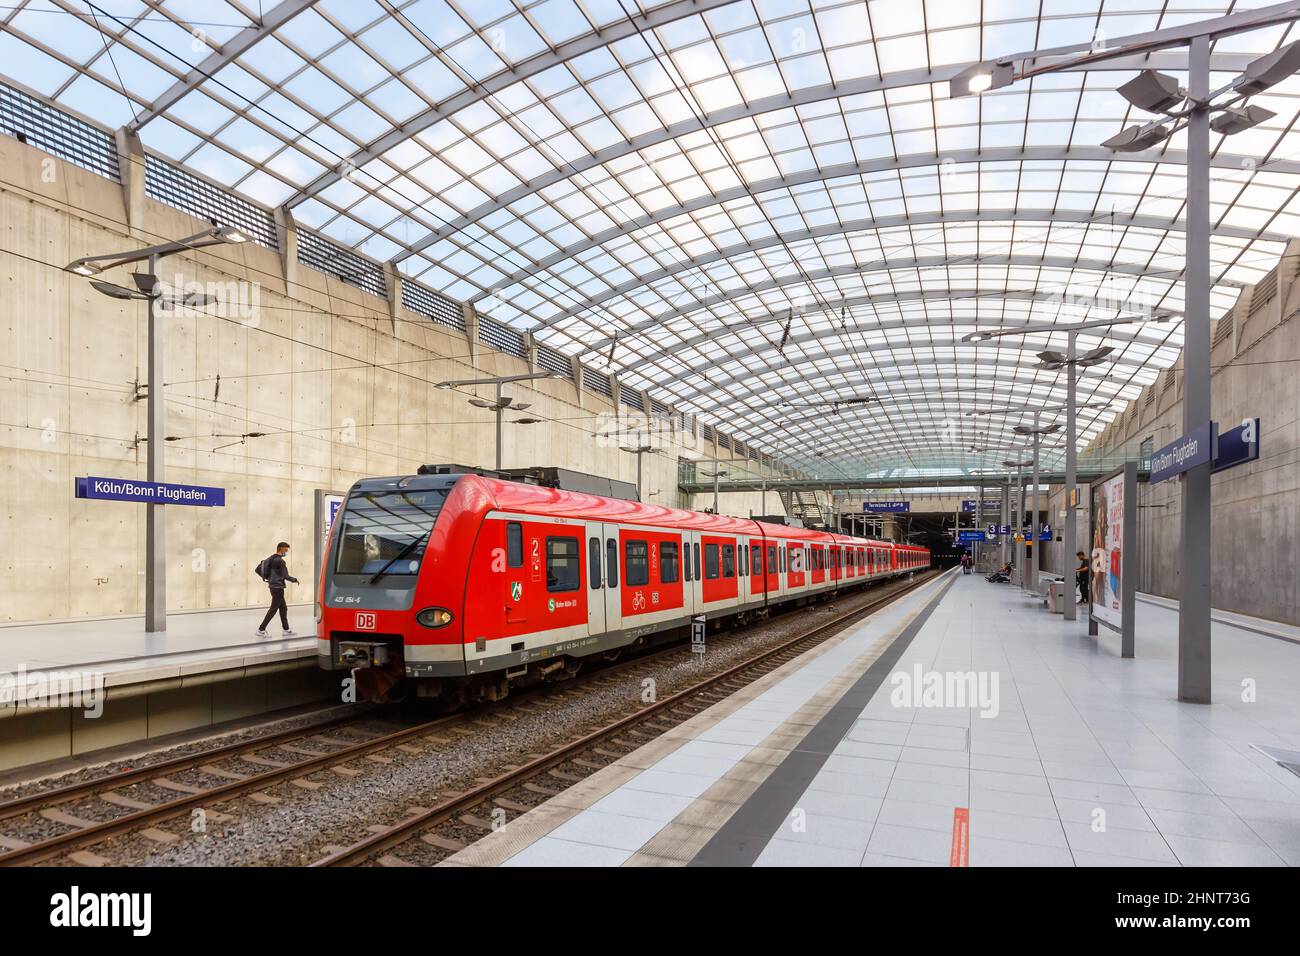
[462,302,479,364]
[273,206,299,299]
[382,261,401,336]
[114,128,146,237]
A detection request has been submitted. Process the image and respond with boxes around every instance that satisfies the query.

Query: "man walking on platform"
[256,541,299,637]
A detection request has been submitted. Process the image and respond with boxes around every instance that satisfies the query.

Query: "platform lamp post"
[1002,458,1033,585]
[951,10,1300,705]
[1013,417,1065,595]
[435,372,559,471]
[65,225,250,632]
[964,317,1153,619]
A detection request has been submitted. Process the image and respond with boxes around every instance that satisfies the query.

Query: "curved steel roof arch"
[579,264,1196,369]
[630,311,1176,398]
[471,147,1293,298]
[529,210,1271,338]
[386,55,1257,260]
[667,356,1141,440]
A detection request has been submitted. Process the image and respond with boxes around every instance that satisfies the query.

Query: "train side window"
[722,544,735,578]
[704,543,719,579]
[606,538,619,588]
[661,542,679,584]
[767,546,776,575]
[588,538,602,590]
[740,543,748,577]
[625,540,649,587]
[694,542,701,579]
[507,522,523,567]
[546,537,580,592]
[751,544,762,576]
[683,539,692,582]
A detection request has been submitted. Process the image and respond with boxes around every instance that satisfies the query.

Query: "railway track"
[313,570,941,867]
[0,571,936,867]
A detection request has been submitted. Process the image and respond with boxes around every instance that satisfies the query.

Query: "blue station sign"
[863,500,910,513]
[957,530,987,542]
[961,499,1001,513]
[76,476,226,507]
[1213,418,1260,474]
[1150,422,1216,484]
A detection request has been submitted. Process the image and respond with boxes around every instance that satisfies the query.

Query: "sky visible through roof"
[2,0,1296,479]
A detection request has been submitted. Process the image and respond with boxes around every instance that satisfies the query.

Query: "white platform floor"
[480,570,1300,867]
[0,604,315,684]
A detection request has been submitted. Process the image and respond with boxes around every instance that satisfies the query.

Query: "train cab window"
[606,538,619,588]
[546,537,581,592]
[588,538,602,590]
[694,542,701,580]
[683,540,692,582]
[722,544,735,578]
[507,523,523,568]
[625,540,649,587]
[662,542,680,584]
[704,543,719,579]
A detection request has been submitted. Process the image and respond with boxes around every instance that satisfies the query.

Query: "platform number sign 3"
[356,612,377,630]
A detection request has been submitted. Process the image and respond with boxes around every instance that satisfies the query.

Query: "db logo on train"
[356,612,377,630]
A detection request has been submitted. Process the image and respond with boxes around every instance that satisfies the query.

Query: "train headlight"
[416,607,454,629]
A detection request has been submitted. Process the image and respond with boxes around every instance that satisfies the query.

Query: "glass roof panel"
[3,0,1297,472]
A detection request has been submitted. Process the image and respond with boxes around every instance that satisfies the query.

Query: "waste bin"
[1047,579,1066,614]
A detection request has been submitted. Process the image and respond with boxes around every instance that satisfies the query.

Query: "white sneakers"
[257,628,295,637]
[283,629,296,636]
[256,628,269,637]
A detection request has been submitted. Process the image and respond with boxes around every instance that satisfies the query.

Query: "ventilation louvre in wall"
[477,316,527,359]
[297,230,387,298]
[401,280,465,331]
[0,81,118,182]
[145,156,278,249]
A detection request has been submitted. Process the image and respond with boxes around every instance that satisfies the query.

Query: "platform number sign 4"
[356,612,377,631]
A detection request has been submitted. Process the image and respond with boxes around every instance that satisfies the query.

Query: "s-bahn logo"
[356,612,376,630]
[510,581,522,601]
[547,598,555,613]
[547,598,576,613]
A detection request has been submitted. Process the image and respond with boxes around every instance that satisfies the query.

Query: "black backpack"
[253,555,273,581]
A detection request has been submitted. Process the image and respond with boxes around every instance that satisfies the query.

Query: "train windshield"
[333,488,448,579]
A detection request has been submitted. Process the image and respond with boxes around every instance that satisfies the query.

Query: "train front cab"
[317,472,480,700]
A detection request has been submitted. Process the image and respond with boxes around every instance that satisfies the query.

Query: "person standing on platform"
[256,541,299,637]
[961,553,972,574]
[1075,551,1090,606]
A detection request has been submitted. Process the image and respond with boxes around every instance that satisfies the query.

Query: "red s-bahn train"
[316,468,929,703]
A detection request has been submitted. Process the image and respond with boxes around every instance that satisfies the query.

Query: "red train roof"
[469,475,909,549]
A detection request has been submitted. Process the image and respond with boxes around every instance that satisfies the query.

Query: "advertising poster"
[1091,471,1125,631]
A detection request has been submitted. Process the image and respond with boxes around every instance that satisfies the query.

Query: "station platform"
[446,569,1300,867]
[0,605,329,772]
[0,605,316,694]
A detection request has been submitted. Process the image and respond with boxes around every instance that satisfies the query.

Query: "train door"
[743,530,754,606]
[601,523,623,636]
[585,522,606,638]
[681,530,699,617]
